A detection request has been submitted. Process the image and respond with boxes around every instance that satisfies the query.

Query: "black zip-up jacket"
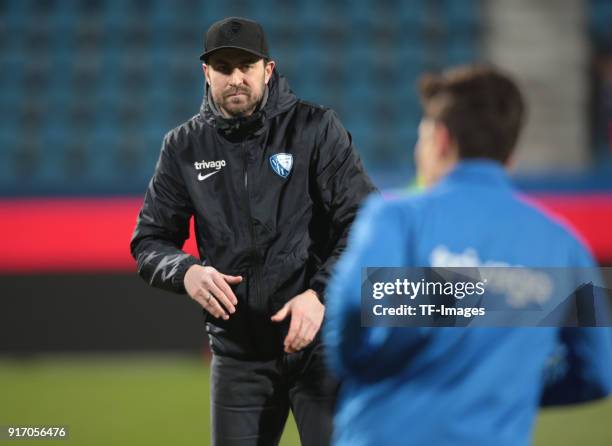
[130,70,376,358]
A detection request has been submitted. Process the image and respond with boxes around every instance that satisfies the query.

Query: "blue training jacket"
[324,160,612,446]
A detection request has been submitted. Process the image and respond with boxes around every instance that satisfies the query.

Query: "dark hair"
[419,65,526,163]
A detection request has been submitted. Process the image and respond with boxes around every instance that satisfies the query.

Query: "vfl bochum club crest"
[269,153,293,179]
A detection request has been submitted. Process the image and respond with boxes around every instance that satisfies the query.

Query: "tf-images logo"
[194,159,226,181]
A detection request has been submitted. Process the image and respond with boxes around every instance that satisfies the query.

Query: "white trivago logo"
[194,159,226,181]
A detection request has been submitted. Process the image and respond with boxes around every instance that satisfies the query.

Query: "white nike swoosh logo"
[197,170,221,181]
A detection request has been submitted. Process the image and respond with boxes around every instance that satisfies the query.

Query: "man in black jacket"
[131,17,375,446]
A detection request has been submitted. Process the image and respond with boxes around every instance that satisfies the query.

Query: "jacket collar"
[439,159,513,190]
[200,70,298,139]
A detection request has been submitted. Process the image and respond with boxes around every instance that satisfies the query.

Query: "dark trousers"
[210,340,338,446]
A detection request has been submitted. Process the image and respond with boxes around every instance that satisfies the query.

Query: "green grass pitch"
[0,356,610,445]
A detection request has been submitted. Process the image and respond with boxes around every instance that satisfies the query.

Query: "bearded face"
[205,48,275,118]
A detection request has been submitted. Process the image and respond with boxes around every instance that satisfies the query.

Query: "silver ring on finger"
[205,292,212,302]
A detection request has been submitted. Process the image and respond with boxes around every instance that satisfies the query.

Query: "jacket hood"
[199,69,298,138]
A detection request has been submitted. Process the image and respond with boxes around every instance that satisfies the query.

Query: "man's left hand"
[271,289,325,354]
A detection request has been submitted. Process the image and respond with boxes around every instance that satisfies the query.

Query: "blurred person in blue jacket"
[324,65,612,446]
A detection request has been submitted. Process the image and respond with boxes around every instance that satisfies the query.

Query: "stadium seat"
[0,0,483,195]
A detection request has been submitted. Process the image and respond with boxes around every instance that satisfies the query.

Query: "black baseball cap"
[200,17,270,62]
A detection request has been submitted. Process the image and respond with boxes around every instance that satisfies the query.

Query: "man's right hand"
[184,265,242,320]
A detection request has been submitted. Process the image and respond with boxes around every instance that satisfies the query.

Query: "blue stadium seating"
[0,0,483,195]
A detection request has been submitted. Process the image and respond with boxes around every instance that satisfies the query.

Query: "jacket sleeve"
[540,243,612,405]
[540,328,612,406]
[130,132,201,294]
[309,110,377,301]
[323,197,431,379]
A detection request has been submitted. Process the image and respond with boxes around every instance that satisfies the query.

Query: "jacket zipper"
[242,142,262,309]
